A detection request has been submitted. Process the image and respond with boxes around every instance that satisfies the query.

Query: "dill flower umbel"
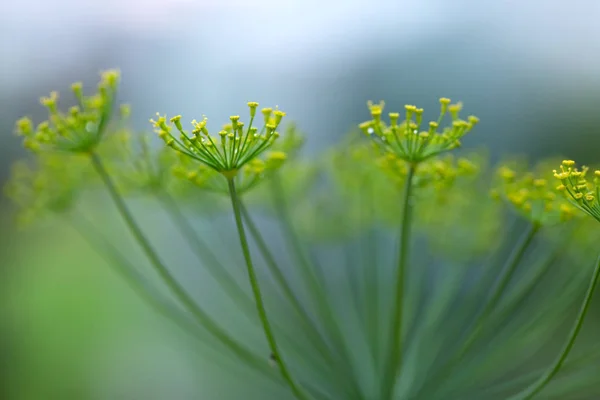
[494,162,577,225]
[553,160,600,222]
[16,70,121,153]
[153,102,287,180]
[359,98,479,164]
[4,153,91,226]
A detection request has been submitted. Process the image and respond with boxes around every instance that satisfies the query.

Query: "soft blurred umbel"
[1,1,600,399]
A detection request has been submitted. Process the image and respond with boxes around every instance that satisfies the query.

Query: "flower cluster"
[4,153,91,226]
[15,70,121,153]
[359,98,479,164]
[153,103,286,179]
[493,163,577,225]
[554,160,600,222]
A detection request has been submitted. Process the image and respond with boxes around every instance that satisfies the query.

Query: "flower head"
[16,70,121,154]
[494,160,577,225]
[553,160,600,222]
[154,102,287,180]
[359,98,478,165]
[4,153,92,226]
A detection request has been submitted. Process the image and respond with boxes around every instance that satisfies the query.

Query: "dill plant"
[5,71,600,399]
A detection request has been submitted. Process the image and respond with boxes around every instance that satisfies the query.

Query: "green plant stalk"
[476,222,540,323]
[364,184,381,369]
[509,253,600,400]
[269,175,327,300]
[239,202,342,356]
[70,217,202,334]
[156,192,327,374]
[415,222,539,397]
[68,215,280,381]
[440,246,564,396]
[227,178,308,400]
[156,191,250,308]
[270,174,366,400]
[239,201,345,393]
[89,152,264,371]
[453,347,599,399]
[381,163,416,400]
[241,202,365,400]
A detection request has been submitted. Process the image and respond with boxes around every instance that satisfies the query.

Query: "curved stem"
[269,174,366,400]
[477,223,539,323]
[364,180,381,369]
[239,202,335,359]
[158,192,327,376]
[510,253,600,400]
[70,216,202,335]
[155,192,251,312]
[415,222,539,398]
[227,178,308,400]
[68,215,279,380]
[89,152,263,371]
[381,163,416,400]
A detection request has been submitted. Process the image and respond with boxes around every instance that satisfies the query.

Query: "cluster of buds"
[3,154,90,226]
[15,70,121,153]
[554,160,600,222]
[359,98,479,164]
[152,102,286,180]
[494,164,577,224]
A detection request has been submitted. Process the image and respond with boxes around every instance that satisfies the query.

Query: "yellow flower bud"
[273,110,286,126]
[562,160,575,167]
[247,101,259,118]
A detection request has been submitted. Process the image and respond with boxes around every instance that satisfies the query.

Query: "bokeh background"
[2,0,600,399]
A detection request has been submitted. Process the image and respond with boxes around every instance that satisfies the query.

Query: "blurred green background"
[2,1,600,399]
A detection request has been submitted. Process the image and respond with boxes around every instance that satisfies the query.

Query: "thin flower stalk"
[227,178,309,400]
[270,174,367,400]
[510,254,600,400]
[415,222,539,397]
[380,163,416,400]
[69,215,279,380]
[89,152,265,373]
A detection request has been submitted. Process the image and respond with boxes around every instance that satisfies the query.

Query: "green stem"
[227,178,308,400]
[476,223,539,323]
[239,202,335,360]
[270,174,366,400]
[509,253,600,400]
[155,192,251,312]
[269,175,325,299]
[364,180,381,369]
[70,216,201,335]
[415,222,539,398]
[381,163,416,400]
[88,152,263,371]
[68,215,279,380]
[158,192,327,377]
